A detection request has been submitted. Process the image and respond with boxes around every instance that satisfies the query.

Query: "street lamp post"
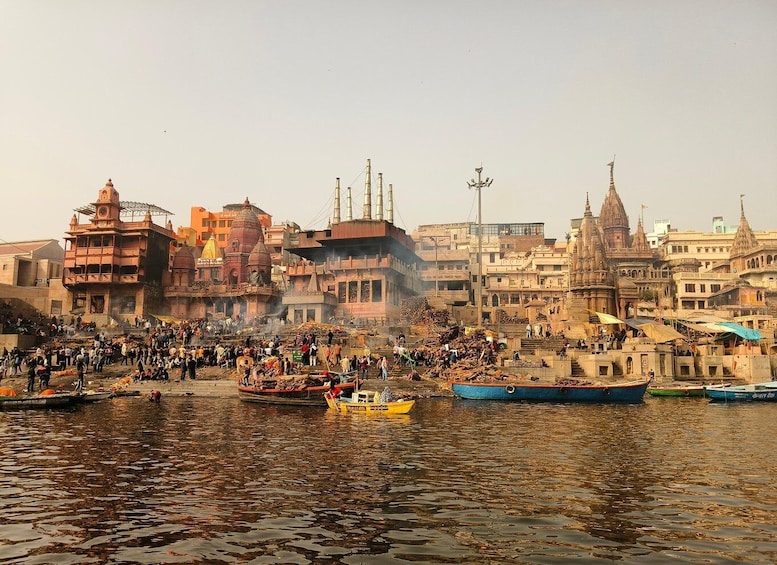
[467,166,493,326]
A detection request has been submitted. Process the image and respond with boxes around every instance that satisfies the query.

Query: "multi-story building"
[187,202,272,247]
[62,179,175,324]
[283,161,422,324]
[413,223,471,307]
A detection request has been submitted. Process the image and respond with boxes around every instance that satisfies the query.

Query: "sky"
[1,0,776,246]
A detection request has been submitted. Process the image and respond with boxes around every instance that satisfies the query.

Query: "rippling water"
[1,396,777,564]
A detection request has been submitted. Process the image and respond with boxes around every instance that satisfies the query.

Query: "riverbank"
[0,362,453,399]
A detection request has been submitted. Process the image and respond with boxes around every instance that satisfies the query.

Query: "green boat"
[647,385,705,397]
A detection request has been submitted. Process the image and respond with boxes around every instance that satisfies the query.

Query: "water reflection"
[1,398,776,563]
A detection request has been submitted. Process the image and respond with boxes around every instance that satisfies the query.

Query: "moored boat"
[238,373,358,406]
[324,388,415,415]
[647,384,706,397]
[704,381,777,402]
[449,378,650,403]
[0,389,76,410]
[73,390,115,403]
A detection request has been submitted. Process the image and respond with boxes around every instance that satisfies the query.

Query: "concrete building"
[283,161,422,324]
[413,223,471,308]
[0,239,63,288]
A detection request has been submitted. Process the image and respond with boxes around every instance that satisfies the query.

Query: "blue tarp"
[717,322,762,341]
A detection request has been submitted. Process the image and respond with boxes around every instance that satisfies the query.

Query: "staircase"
[570,358,586,378]
[519,336,565,354]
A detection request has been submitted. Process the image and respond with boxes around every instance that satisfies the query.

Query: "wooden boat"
[73,390,115,403]
[449,379,650,403]
[238,373,359,406]
[647,384,706,397]
[704,381,777,402]
[0,390,76,410]
[324,388,415,415]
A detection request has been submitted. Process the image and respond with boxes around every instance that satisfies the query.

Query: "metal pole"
[468,166,493,327]
[477,168,483,325]
[434,237,439,297]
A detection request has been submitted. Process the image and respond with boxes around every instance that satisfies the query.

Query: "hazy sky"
[2,1,776,246]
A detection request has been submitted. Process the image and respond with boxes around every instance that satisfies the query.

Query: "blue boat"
[704,382,777,402]
[449,379,650,403]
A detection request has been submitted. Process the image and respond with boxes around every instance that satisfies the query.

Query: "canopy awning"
[714,322,762,341]
[593,311,624,324]
[638,322,686,343]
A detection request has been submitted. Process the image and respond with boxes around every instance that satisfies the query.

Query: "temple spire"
[730,194,759,258]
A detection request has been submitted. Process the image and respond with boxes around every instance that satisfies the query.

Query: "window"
[219,220,226,228]
[710,284,720,292]
[489,253,496,263]
[685,284,696,293]
[337,282,346,303]
[699,284,706,293]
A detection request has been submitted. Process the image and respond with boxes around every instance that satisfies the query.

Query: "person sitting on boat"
[379,386,393,403]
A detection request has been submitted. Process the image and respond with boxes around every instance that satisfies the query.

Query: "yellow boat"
[325,388,415,415]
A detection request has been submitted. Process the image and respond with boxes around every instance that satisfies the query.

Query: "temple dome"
[172,244,195,271]
[225,198,262,255]
[248,240,272,270]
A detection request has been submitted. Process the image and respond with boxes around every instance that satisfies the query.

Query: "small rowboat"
[325,389,415,415]
[73,390,115,403]
[647,385,706,397]
[704,381,777,402]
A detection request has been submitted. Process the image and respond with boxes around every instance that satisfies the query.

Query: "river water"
[1,396,776,564]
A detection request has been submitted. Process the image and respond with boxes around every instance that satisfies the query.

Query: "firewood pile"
[399,297,450,326]
[417,326,542,382]
[495,309,528,325]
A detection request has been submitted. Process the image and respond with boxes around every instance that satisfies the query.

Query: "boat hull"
[705,382,777,402]
[647,386,705,397]
[449,380,649,403]
[238,381,357,406]
[325,391,415,414]
[0,395,75,410]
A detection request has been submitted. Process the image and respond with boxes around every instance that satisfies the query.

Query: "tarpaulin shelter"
[704,322,761,341]
[676,319,762,341]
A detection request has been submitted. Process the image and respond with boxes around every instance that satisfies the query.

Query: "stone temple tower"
[570,194,617,315]
[599,160,630,251]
